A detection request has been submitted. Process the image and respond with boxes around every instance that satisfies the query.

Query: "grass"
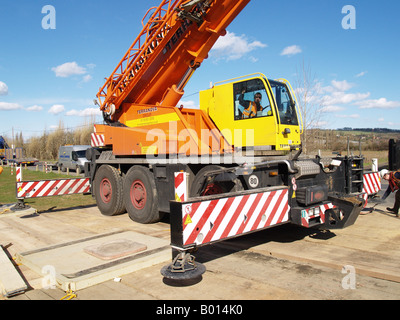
[359,150,388,168]
[308,150,388,168]
[0,166,96,213]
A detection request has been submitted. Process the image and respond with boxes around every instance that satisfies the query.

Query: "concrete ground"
[1,181,399,301]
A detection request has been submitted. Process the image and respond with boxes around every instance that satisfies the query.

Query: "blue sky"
[1,0,400,141]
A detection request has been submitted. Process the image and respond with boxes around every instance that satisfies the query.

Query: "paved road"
[1,181,399,302]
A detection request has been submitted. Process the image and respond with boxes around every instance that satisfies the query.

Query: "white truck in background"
[57,145,91,173]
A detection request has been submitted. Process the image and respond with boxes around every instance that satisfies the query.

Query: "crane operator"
[238,89,262,119]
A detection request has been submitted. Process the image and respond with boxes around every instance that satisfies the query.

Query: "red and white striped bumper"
[170,187,290,248]
[299,202,335,228]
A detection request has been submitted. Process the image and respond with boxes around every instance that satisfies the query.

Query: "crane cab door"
[267,79,301,150]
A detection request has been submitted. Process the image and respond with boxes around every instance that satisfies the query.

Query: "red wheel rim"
[100,178,112,203]
[130,179,147,210]
[202,183,223,196]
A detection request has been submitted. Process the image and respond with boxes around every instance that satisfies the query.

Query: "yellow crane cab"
[200,73,303,153]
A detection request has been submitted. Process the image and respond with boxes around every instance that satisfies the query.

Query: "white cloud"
[336,114,360,119]
[331,80,355,92]
[178,100,198,109]
[298,75,398,127]
[0,81,8,96]
[355,98,400,109]
[322,91,370,106]
[305,79,370,117]
[320,105,345,113]
[210,31,267,61]
[280,45,302,57]
[26,105,43,112]
[48,104,65,114]
[0,102,23,110]
[82,74,93,83]
[322,80,355,93]
[52,62,86,78]
[355,71,367,78]
[66,107,102,117]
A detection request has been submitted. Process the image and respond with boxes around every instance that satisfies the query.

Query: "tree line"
[8,121,93,161]
[304,128,397,153]
[338,127,400,133]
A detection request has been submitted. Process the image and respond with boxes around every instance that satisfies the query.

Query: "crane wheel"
[94,165,126,216]
[124,165,163,224]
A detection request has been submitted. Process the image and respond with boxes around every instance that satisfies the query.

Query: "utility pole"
[12,126,14,150]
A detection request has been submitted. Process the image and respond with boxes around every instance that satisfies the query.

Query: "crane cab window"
[268,80,299,126]
[234,79,273,120]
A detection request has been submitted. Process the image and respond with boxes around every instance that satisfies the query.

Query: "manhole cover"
[84,239,147,260]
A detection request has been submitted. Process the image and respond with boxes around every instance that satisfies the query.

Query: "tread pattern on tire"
[95,165,125,216]
[124,165,163,224]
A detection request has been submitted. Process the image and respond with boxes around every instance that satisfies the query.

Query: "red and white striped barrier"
[16,166,23,198]
[361,172,381,207]
[16,166,22,183]
[363,172,381,195]
[16,178,90,199]
[174,172,188,202]
[180,188,290,247]
[91,127,105,147]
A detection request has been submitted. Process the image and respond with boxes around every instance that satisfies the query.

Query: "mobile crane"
[87,0,364,242]
[0,136,9,160]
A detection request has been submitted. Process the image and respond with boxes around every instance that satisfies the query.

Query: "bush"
[25,121,94,161]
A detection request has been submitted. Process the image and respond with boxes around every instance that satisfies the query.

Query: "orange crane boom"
[96,0,250,121]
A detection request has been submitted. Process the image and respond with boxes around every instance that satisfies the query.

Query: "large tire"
[123,166,163,224]
[94,165,125,216]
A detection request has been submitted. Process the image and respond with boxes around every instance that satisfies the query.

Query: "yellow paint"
[126,112,180,128]
[141,145,158,155]
[184,214,192,225]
